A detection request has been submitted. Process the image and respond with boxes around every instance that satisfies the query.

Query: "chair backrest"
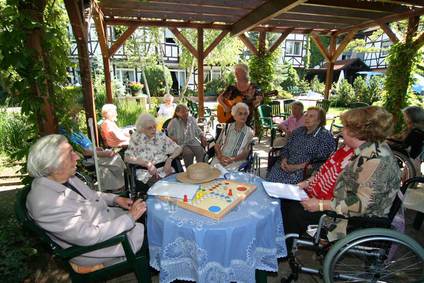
[316,99,330,112]
[162,118,172,135]
[388,176,424,222]
[257,105,272,118]
[186,100,198,118]
[270,101,281,116]
[283,99,295,115]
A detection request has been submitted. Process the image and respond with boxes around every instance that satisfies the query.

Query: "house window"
[286,41,302,56]
[380,41,391,57]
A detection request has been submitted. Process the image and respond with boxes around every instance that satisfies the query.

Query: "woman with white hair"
[26,134,146,269]
[211,102,254,170]
[100,104,131,147]
[125,113,182,185]
[157,94,176,120]
[217,63,263,125]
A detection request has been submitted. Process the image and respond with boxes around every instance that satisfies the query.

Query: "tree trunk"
[19,1,57,136]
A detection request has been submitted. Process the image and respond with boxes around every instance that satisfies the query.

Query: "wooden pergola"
[64,0,424,144]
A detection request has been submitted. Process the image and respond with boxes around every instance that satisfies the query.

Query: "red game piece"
[183,194,188,202]
[228,189,233,196]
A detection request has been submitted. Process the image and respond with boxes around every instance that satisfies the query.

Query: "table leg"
[413,211,423,230]
[255,270,267,283]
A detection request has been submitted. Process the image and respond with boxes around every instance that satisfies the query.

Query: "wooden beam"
[310,32,331,61]
[268,28,293,53]
[204,30,229,58]
[231,0,306,36]
[238,33,258,56]
[109,25,138,56]
[92,1,112,102]
[332,31,356,61]
[259,32,266,53]
[64,0,98,144]
[324,62,334,100]
[308,0,407,13]
[406,15,420,43]
[378,22,399,43]
[169,27,198,58]
[197,28,205,119]
[412,31,424,50]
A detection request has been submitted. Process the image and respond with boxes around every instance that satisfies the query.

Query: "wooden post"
[65,0,98,145]
[197,28,205,119]
[324,35,337,99]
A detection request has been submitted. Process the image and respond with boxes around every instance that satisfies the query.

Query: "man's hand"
[200,136,208,147]
[128,199,147,221]
[164,158,173,175]
[221,156,233,166]
[115,196,133,210]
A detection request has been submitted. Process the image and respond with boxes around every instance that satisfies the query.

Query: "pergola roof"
[99,0,424,35]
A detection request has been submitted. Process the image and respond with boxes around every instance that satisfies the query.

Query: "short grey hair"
[163,93,174,102]
[135,113,156,132]
[27,134,68,178]
[231,102,249,117]
[291,101,304,111]
[403,106,424,130]
[101,104,117,119]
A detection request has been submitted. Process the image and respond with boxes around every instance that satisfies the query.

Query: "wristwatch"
[319,200,324,212]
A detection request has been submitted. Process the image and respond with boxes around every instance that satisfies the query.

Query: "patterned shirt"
[266,126,336,184]
[125,131,181,183]
[328,142,400,240]
[280,115,305,132]
[167,116,203,146]
[217,123,254,157]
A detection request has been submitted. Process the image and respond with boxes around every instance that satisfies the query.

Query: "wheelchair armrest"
[58,232,134,260]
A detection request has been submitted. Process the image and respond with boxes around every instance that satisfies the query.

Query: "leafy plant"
[128,81,144,92]
[141,64,172,96]
[330,79,355,107]
[205,78,226,97]
[249,50,279,93]
[310,76,325,94]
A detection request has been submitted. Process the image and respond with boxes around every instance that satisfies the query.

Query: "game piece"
[183,195,188,202]
[228,189,232,196]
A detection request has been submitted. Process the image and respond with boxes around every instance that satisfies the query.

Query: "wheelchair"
[281,177,424,283]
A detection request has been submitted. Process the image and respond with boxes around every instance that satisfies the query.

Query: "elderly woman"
[100,104,131,147]
[167,104,207,168]
[157,93,177,120]
[26,135,146,270]
[273,101,305,148]
[389,106,424,161]
[125,113,182,185]
[217,63,263,125]
[211,102,254,170]
[284,106,400,244]
[266,107,336,184]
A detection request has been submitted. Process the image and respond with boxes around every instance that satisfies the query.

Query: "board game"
[175,179,256,220]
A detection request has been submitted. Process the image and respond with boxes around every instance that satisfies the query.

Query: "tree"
[0,0,71,138]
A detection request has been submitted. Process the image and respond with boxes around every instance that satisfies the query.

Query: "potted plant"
[128,81,144,96]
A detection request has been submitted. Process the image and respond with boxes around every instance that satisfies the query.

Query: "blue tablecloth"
[147,174,286,283]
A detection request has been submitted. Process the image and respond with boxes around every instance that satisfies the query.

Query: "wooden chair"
[15,186,151,283]
[282,99,295,117]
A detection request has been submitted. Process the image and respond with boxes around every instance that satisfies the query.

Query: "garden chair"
[257,104,278,144]
[15,186,151,283]
[282,99,295,117]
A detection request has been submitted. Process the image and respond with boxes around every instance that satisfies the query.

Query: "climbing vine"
[248,50,278,93]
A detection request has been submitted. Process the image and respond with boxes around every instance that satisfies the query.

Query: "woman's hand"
[280,158,302,172]
[115,196,133,210]
[128,199,147,221]
[146,162,158,177]
[200,136,208,147]
[300,198,319,212]
[297,180,309,189]
[164,158,173,175]
[220,156,233,166]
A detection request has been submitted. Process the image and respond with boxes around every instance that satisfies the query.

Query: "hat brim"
[176,168,221,184]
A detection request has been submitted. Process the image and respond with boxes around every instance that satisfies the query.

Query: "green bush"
[141,65,172,97]
[330,79,355,107]
[0,111,35,163]
[310,76,325,94]
[280,63,299,92]
[115,101,146,127]
[205,78,226,96]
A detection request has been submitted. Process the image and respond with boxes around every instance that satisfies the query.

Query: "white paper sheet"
[147,181,199,200]
[262,181,308,201]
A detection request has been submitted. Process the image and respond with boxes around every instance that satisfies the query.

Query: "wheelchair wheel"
[323,228,424,283]
[393,150,417,183]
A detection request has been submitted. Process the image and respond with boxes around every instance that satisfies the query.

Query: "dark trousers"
[282,199,324,251]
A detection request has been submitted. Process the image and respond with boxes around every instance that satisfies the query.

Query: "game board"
[175,179,256,220]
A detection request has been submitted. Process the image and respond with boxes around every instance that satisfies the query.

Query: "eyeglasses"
[144,126,156,130]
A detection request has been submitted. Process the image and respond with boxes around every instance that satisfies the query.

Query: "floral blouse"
[125,131,181,183]
[328,142,400,241]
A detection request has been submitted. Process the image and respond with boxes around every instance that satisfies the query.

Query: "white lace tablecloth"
[147,174,286,283]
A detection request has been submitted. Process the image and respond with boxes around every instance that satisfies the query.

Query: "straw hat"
[176,162,221,184]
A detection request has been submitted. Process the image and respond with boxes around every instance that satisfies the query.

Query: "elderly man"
[26,134,146,269]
